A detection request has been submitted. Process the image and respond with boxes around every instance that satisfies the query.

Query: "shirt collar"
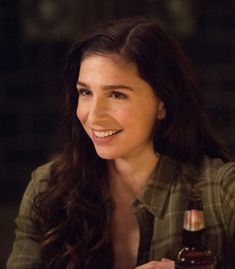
[132,155,201,218]
[134,155,180,218]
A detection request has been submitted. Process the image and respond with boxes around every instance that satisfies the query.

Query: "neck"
[108,151,159,200]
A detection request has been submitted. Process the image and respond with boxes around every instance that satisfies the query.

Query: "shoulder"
[180,155,235,195]
[16,161,55,222]
[31,161,53,182]
[25,161,54,199]
[199,157,235,242]
[192,156,235,214]
[199,156,235,185]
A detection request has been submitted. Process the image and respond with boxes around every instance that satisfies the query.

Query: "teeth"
[93,130,119,138]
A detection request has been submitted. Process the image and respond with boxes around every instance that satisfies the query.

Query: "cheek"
[114,108,133,124]
[76,102,87,123]
[117,106,155,124]
[128,106,157,132]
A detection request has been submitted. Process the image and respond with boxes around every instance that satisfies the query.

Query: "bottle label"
[183,209,205,231]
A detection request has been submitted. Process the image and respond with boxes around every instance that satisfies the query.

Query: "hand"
[134,258,175,269]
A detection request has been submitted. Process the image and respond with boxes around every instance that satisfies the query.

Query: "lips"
[93,129,121,138]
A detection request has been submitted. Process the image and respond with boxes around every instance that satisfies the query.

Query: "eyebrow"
[76,81,134,91]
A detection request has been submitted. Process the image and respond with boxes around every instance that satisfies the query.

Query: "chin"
[96,153,116,160]
[95,149,120,160]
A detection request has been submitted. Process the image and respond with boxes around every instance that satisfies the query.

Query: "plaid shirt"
[7,155,235,269]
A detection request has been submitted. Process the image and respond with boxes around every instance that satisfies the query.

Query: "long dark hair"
[34,17,231,269]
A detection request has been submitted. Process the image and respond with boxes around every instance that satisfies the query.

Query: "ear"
[157,101,166,120]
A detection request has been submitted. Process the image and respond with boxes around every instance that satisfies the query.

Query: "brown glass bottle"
[175,188,215,269]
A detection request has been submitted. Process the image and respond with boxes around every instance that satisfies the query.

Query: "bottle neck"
[182,205,206,247]
[182,228,205,247]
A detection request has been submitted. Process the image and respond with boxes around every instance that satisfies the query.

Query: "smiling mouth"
[93,129,121,138]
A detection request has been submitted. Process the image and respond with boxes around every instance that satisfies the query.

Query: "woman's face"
[76,54,165,160]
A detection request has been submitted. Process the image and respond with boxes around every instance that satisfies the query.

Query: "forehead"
[80,53,137,71]
[81,52,130,64]
[78,54,141,84]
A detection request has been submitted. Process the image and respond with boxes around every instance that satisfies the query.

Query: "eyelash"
[77,88,127,100]
[77,88,92,96]
[110,91,127,99]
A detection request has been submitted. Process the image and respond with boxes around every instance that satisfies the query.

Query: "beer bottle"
[175,188,215,269]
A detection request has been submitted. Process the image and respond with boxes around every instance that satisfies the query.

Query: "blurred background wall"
[0,0,235,267]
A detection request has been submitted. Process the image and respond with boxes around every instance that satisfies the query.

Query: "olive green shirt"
[7,155,235,268]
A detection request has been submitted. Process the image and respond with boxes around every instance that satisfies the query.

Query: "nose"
[88,96,108,123]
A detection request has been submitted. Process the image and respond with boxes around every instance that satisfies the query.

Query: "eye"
[77,88,92,97]
[111,91,127,99]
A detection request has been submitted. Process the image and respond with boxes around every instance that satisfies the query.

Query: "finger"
[161,258,173,262]
[134,261,162,268]
[160,258,175,269]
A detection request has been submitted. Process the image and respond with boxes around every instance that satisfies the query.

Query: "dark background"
[1,0,235,268]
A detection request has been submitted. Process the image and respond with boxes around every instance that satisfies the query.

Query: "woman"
[7,17,235,269]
